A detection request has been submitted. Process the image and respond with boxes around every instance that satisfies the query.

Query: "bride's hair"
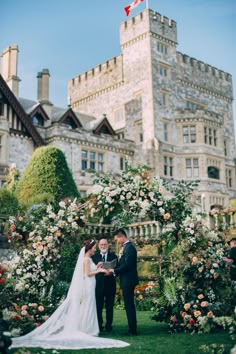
[84,239,96,253]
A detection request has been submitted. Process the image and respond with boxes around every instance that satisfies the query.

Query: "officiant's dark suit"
[92,239,118,332]
[113,229,139,335]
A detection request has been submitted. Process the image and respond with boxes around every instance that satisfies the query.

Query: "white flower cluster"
[10,199,83,295]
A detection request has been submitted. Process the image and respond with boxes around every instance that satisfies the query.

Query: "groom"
[113,228,139,336]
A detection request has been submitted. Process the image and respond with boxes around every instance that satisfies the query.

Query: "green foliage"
[57,242,82,282]
[16,146,80,208]
[0,189,18,216]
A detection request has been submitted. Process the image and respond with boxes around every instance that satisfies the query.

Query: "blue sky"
[1,0,236,121]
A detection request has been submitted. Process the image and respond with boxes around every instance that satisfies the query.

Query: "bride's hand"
[97,262,103,268]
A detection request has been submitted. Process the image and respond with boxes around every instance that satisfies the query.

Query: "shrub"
[16,146,80,208]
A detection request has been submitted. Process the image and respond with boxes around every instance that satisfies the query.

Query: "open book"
[102,258,117,270]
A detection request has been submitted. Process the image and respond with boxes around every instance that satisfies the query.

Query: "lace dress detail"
[10,250,129,350]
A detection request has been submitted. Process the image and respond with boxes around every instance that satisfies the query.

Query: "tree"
[16,146,79,207]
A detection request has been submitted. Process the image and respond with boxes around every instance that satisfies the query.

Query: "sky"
[1,0,236,121]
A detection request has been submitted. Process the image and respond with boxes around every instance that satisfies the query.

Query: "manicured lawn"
[10,310,234,354]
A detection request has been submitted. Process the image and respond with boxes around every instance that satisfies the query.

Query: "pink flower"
[21,305,28,311]
[18,216,24,222]
[38,305,44,312]
[21,310,28,316]
[191,257,198,265]
[10,225,16,231]
[207,311,214,318]
[36,322,42,327]
[181,312,187,317]
[189,318,195,325]
[200,301,209,307]
[163,213,171,220]
[197,294,204,300]
[184,303,191,311]
[193,310,201,317]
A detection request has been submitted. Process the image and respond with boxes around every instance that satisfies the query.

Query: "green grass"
[10,310,234,354]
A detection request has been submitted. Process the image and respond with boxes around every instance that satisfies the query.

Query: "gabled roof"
[29,105,49,122]
[0,74,45,146]
[58,108,82,128]
[92,116,115,136]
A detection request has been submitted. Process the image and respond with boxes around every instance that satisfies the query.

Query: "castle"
[0,8,235,211]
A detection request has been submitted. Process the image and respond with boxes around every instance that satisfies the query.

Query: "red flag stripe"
[124,0,144,17]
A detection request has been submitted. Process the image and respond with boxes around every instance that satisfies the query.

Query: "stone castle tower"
[68,8,235,211]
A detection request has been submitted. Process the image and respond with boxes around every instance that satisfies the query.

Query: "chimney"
[37,68,50,102]
[0,44,21,97]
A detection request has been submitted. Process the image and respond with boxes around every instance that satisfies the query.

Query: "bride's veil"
[12,246,86,343]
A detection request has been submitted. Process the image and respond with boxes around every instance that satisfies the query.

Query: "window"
[134,93,142,111]
[0,101,4,116]
[81,150,104,172]
[224,140,228,156]
[157,42,168,54]
[32,114,44,126]
[117,131,125,140]
[204,127,217,146]
[159,64,168,77]
[163,123,168,142]
[160,91,169,106]
[186,101,196,111]
[208,166,220,180]
[120,157,128,171]
[114,108,124,123]
[183,126,196,143]
[134,123,143,144]
[164,156,173,177]
[186,158,199,178]
[186,99,206,111]
[80,190,87,197]
[226,169,232,188]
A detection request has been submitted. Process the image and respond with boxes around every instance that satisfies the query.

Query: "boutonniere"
[118,246,124,259]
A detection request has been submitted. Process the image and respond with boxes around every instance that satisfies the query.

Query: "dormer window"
[63,117,77,129]
[32,113,44,126]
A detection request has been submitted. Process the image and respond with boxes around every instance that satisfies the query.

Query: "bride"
[10,239,129,350]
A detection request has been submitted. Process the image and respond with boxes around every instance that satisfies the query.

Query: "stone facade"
[68,8,236,211]
[0,48,135,195]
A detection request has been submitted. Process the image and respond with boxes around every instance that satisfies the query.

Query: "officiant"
[92,238,118,333]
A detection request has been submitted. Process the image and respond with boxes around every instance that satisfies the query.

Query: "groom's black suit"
[114,241,139,335]
[92,251,117,331]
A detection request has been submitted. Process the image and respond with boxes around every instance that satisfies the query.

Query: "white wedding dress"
[10,247,129,350]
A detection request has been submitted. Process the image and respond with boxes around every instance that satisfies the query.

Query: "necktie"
[102,255,105,262]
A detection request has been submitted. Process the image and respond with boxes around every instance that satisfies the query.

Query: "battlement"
[177,52,232,82]
[70,54,123,87]
[120,8,177,47]
[68,54,123,104]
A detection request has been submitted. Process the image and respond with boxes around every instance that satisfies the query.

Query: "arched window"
[208,166,220,179]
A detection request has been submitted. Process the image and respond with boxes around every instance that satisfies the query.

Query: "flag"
[124,0,145,17]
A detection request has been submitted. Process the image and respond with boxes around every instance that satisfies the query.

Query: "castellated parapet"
[120,9,177,47]
[177,52,233,101]
[68,54,123,106]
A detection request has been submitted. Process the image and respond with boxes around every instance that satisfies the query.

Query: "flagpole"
[146,0,149,9]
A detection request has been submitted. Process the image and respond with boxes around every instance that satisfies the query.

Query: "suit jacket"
[92,251,117,293]
[114,241,139,289]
